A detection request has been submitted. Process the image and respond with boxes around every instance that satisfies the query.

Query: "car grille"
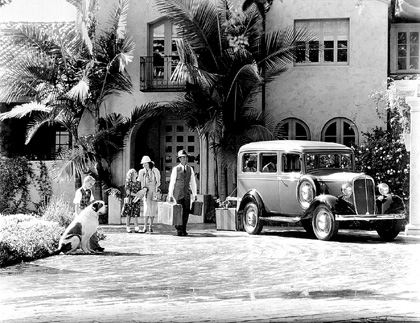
[353,177,375,215]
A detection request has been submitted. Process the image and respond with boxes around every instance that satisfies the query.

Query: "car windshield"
[305,153,353,172]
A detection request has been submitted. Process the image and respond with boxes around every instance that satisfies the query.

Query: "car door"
[278,153,303,215]
[258,152,280,213]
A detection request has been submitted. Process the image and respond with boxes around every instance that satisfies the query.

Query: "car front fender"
[302,194,342,220]
[377,194,406,215]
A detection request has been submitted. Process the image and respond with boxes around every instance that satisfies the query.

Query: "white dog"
[57,200,107,255]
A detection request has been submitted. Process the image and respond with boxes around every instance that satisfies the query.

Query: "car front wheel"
[312,205,339,241]
[376,220,401,241]
[243,202,263,235]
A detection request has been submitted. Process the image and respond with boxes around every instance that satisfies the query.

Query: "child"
[73,175,104,252]
[123,169,147,233]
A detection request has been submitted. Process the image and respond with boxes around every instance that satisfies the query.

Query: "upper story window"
[276,118,310,140]
[295,19,349,66]
[390,24,420,74]
[322,117,358,147]
[140,18,186,92]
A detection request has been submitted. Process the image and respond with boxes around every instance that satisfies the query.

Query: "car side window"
[261,153,277,173]
[243,153,257,172]
[282,154,301,173]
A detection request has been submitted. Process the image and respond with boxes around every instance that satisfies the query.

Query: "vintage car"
[237,140,406,241]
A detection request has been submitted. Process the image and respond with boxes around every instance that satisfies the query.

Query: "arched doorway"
[133,116,200,193]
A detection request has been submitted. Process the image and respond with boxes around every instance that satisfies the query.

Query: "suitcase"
[190,200,203,216]
[158,202,183,225]
[216,208,240,231]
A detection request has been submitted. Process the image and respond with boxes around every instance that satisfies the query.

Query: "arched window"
[276,118,310,140]
[322,118,358,146]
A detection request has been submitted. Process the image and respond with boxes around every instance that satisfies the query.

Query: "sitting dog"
[57,200,107,255]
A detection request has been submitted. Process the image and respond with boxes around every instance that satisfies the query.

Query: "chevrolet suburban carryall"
[237,140,407,241]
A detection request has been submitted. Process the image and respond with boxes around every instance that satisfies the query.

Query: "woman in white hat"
[138,156,161,233]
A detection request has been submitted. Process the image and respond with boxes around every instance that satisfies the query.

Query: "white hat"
[140,156,154,164]
[177,149,189,158]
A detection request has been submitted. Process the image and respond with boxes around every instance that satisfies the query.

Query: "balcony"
[140,56,186,92]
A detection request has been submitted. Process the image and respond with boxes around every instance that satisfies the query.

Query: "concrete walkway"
[1,223,419,323]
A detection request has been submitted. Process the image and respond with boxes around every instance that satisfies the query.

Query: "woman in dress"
[123,168,146,233]
[138,156,161,233]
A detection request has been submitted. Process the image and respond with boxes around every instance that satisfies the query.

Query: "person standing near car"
[167,149,197,236]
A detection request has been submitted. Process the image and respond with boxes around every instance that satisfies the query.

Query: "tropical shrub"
[353,127,409,202]
[0,214,64,267]
[0,156,33,213]
[41,195,75,228]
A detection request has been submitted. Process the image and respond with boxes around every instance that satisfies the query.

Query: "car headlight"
[341,183,352,197]
[378,183,389,195]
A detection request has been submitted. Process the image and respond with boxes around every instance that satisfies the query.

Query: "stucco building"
[1,0,419,217]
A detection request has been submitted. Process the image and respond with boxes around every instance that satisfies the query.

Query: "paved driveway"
[1,224,419,323]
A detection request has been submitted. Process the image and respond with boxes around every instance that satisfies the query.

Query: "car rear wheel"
[243,202,263,235]
[376,220,401,241]
[312,205,339,241]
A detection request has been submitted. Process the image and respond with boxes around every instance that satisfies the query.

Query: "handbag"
[153,190,163,202]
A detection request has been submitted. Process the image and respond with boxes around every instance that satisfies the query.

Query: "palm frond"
[107,0,130,40]
[225,61,262,103]
[129,102,167,125]
[0,48,72,103]
[54,145,98,181]
[262,26,316,80]
[0,102,52,121]
[25,112,54,144]
[171,39,219,87]
[153,0,224,70]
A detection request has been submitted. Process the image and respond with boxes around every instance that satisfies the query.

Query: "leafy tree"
[352,78,410,204]
[0,0,139,195]
[142,0,313,197]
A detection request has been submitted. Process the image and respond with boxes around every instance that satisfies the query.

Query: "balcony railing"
[140,56,186,92]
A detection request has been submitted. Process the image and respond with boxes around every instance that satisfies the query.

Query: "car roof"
[238,140,354,153]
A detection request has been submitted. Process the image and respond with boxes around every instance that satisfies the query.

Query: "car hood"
[308,170,366,182]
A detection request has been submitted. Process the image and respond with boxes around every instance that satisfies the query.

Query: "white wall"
[90,0,390,192]
[266,0,389,140]
[28,161,75,211]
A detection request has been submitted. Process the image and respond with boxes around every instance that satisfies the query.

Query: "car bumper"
[336,213,406,221]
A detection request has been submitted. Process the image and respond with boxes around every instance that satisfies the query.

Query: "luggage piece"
[216,208,240,231]
[190,200,203,216]
[159,202,183,225]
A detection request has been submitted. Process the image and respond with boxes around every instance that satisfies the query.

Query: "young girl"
[123,169,146,233]
[138,156,161,233]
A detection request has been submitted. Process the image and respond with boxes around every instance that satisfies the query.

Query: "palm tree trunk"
[261,14,266,126]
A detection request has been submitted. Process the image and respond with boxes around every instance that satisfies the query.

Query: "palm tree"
[0,0,136,196]
[148,0,313,198]
[56,102,158,192]
[242,0,273,125]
